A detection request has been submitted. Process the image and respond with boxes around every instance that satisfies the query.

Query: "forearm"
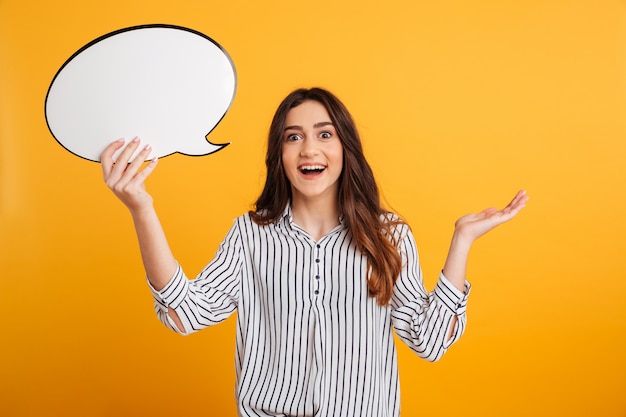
[129,204,178,291]
[442,233,473,293]
[130,205,186,331]
[441,233,473,340]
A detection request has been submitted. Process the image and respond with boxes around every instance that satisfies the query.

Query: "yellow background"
[1,0,625,416]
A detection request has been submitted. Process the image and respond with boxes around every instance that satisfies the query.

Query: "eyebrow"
[284,121,334,131]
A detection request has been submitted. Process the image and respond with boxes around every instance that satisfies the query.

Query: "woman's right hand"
[100,137,158,213]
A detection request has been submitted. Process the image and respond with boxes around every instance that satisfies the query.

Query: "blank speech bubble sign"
[45,24,237,162]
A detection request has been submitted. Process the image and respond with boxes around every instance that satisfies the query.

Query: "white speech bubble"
[45,24,236,162]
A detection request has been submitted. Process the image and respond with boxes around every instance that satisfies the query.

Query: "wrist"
[129,201,157,222]
[450,230,474,252]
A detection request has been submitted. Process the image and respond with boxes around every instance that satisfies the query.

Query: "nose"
[299,137,319,157]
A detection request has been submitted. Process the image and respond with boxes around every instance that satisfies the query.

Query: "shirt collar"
[279,202,345,229]
[280,203,293,227]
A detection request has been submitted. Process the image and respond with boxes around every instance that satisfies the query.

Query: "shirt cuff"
[146,264,189,310]
[434,271,471,315]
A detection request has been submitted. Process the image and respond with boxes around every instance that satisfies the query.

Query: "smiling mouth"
[299,165,326,176]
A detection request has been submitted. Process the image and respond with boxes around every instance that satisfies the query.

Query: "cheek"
[280,149,290,170]
[281,149,297,178]
[334,146,344,169]
[282,144,302,167]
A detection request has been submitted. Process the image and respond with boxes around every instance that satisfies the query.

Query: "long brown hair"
[250,87,404,306]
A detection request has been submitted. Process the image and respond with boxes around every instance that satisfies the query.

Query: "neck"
[290,195,340,241]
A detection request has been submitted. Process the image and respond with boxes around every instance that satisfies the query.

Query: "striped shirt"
[149,206,470,417]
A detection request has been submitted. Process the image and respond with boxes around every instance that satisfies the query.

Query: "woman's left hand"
[442,190,529,293]
[454,190,529,244]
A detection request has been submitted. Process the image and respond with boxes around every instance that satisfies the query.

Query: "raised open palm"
[454,190,529,243]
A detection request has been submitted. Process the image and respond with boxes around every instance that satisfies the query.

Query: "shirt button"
[314,290,319,295]
[315,258,320,263]
[316,244,321,248]
[315,275,320,280]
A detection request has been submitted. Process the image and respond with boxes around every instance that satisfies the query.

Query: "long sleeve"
[147,220,244,335]
[390,225,471,362]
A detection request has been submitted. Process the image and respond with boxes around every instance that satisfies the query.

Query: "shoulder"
[380,211,407,228]
[381,211,412,242]
[381,211,403,223]
[233,211,256,228]
[234,211,282,231]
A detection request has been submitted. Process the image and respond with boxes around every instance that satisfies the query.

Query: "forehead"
[285,100,331,126]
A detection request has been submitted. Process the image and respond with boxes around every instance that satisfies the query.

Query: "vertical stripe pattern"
[149,207,470,416]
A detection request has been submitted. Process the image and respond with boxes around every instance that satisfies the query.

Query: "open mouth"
[299,164,326,176]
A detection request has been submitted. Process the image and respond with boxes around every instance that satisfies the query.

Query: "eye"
[285,133,302,142]
[320,131,332,139]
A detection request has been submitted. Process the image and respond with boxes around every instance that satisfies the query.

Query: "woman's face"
[281,100,344,206]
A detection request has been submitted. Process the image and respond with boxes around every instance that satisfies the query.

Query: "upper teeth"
[301,165,325,171]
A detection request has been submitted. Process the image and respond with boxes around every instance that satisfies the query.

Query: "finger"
[131,156,159,185]
[501,193,529,220]
[113,136,142,166]
[100,138,125,179]
[108,137,144,182]
[480,208,498,216]
[511,190,528,207]
[500,190,527,214]
[123,143,154,179]
[110,144,157,195]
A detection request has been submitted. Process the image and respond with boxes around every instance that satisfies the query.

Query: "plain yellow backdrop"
[1,0,625,416]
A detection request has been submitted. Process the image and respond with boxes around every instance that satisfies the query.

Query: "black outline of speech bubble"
[44,24,237,162]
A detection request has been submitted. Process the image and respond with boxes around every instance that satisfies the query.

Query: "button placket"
[313,243,322,297]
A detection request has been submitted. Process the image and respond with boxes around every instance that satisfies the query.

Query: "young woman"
[101,87,528,417]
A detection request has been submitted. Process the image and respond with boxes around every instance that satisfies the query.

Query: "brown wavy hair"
[249,87,404,306]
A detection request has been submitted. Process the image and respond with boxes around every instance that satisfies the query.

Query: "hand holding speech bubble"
[45,24,237,162]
